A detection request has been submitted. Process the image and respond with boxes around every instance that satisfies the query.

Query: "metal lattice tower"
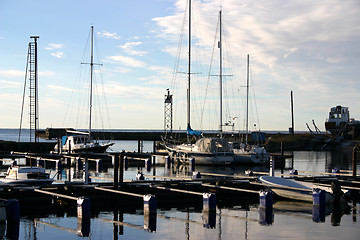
[164,89,173,135]
[29,36,39,142]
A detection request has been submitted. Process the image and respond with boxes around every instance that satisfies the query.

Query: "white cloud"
[0,80,22,88]
[45,43,64,50]
[326,57,345,64]
[106,55,146,68]
[47,84,78,92]
[97,31,121,39]
[0,70,24,77]
[50,51,65,58]
[118,41,148,56]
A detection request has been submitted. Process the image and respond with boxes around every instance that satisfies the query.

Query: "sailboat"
[233,55,270,164]
[54,26,114,154]
[164,5,234,165]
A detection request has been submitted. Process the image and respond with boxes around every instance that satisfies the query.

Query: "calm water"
[1,129,360,239]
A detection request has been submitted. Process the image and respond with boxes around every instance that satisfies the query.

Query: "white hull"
[0,178,53,185]
[1,166,53,186]
[259,176,334,203]
[233,146,270,164]
[165,139,234,165]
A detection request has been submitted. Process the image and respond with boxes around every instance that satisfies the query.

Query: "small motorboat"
[259,176,336,203]
[0,166,54,186]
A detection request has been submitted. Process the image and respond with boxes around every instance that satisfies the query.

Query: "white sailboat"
[164,4,234,165]
[54,26,114,154]
[233,55,270,164]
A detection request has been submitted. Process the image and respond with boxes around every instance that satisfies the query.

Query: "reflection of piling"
[353,144,359,177]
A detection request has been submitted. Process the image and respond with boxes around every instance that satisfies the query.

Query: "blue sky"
[1,0,359,132]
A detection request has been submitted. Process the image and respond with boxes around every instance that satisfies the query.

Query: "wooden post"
[113,153,119,189]
[353,144,359,177]
[119,151,124,184]
[153,141,156,153]
[138,140,141,153]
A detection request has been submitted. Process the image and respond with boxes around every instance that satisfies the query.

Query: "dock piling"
[77,197,91,218]
[165,156,171,168]
[192,171,201,179]
[145,157,151,172]
[269,157,275,177]
[113,153,119,188]
[259,190,273,209]
[203,193,216,212]
[124,156,129,170]
[143,194,157,213]
[189,157,195,172]
[353,144,359,177]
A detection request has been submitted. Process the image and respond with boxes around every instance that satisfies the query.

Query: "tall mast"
[89,26,94,139]
[187,0,191,132]
[246,54,250,144]
[219,10,223,138]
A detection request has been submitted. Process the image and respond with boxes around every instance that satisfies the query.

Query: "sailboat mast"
[187,0,191,133]
[89,26,94,139]
[246,54,249,144]
[219,10,223,138]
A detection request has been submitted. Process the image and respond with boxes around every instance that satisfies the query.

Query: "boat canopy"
[195,138,231,153]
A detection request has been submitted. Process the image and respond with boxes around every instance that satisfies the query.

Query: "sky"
[0,0,359,132]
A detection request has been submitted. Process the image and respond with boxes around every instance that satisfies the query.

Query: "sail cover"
[187,124,202,136]
[195,138,231,153]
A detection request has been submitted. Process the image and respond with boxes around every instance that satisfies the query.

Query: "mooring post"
[269,157,275,177]
[192,171,201,179]
[56,160,62,174]
[96,159,103,173]
[165,156,171,168]
[145,157,151,172]
[152,155,156,166]
[119,151,124,184]
[138,140,141,153]
[189,157,195,172]
[259,190,273,209]
[353,144,359,177]
[143,194,157,214]
[124,156,128,170]
[312,189,326,223]
[5,199,20,222]
[36,157,44,168]
[136,172,145,180]
[203,193,216,212]
[76,157,83,172]
[153,141,157,154]
[77,197,91,218]
[83,158,89,184]
[113,153,119,188]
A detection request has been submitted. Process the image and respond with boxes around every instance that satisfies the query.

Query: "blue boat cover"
[187,124,202,136]
[61,136,68,145]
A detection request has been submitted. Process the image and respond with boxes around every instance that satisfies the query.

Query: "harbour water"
[0,129,359,239]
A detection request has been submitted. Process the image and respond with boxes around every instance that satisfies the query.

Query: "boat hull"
[0,178,54,186]
[166,146,234,165]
